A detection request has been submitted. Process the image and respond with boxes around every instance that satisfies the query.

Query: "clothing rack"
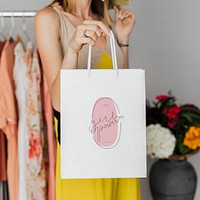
[1,11,36,17]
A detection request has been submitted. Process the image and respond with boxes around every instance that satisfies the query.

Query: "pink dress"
[13,41,32,200]
[26,50,47,200]
[43,74,56,200]
[0,38,19,200]
[0,40,7,182]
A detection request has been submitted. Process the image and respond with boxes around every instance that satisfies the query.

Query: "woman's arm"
[114,7,136,69]
[35,7,65,111]
[35,7,110,111]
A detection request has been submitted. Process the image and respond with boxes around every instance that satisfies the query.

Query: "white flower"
[146,124,176,159]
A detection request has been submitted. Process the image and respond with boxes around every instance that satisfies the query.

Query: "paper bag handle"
[87,30,118,76]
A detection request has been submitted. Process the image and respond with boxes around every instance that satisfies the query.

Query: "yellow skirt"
[54,118,141,200]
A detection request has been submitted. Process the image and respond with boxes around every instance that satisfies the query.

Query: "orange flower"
[28,129,42,159]
[183,127,200,150]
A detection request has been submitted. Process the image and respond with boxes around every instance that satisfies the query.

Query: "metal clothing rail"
[1,11,36,17]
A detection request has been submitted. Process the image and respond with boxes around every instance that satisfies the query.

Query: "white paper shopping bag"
[61,31,146,179]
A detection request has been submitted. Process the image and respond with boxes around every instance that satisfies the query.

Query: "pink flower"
[156,95,168,101]
[168,121,176,128]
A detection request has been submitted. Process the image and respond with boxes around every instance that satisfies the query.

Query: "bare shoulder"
[34,6,61,41]
[34,6,59,28]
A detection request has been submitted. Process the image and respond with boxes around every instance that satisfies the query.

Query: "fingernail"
[120,14,124,20]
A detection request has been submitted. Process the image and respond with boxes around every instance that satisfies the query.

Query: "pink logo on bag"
[89,97,124,149]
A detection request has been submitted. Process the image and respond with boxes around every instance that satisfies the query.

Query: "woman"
[35,0,140,199]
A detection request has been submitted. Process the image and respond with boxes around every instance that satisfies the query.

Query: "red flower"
[170,106,180,114]
[163,106,180,128]
[156,95,168,101]
[167,113,177,120]
[168,121,175,128]
[163,106,180,120]
[163,108,168,114]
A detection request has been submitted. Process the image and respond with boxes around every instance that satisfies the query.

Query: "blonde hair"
[51,0,112,26]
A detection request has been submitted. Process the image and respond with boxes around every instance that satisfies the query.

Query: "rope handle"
[87,30,119,76]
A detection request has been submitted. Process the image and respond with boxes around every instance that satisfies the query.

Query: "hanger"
[22,11,31,42]
[7,12,15,40]
[0,11,6,40]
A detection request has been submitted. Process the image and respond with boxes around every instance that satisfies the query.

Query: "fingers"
[80,37,96,46]
[78,27,100,46]
[77,21,110,46]
[83,20,110,36]
[115,7,135,21]
[83,30,98,41]
[68,20,110,53]
[120,11,134,20]
[79,24,102,37]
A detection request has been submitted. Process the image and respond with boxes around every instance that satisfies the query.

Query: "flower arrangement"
[146,92,200,160]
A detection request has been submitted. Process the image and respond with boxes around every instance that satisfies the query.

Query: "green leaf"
[176,135,190,155]
[178,143,190,155]
[181,113,193,122]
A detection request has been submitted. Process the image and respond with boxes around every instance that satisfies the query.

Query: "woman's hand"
[114,6,136,44]
[68,20,110,54]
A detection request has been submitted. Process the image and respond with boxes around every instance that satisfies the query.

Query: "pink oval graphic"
[89,97,123,149]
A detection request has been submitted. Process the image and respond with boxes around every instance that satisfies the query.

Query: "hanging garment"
[26,50,47,200]
[2,181,9,200]
[50,6,141,200]
[0,40,7,182]
[0,132,7,181]
[0,39,8,200]
[0,181,8,200]
[0,41,6,55]
[13,41,32,200]
[43,74,56,200]
[0,182,2,200]
[0,38,19,200]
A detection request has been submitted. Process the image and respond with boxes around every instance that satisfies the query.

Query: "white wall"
[132,0,200,200]
[132,0,200,106]
[0,0,199,199]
